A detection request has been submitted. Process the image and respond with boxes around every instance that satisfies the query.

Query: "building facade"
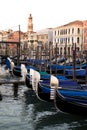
[83,20,87,50]
[53,20,84,57]
[1,13,87,59]
[27,14,53,50]
[27,28,53,50]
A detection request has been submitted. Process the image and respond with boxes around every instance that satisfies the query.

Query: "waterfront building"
[0,30,10,55]
[1,13,87,60]
[53,20,87,58]
[83,20,87,50]
[0,29,26,56]
[27,14,53,50]
[28,28,53,50]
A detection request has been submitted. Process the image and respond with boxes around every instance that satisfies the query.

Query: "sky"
[0,0,87,32]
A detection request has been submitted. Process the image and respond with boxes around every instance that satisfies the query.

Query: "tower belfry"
[27,13,33,34]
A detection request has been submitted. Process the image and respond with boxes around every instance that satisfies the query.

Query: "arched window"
[72,37,73,43]
[66,29,67,34]
[57,48,59,54]
[68,29,70,34]
[76,47,80,51]
[58,30,59,35]
[72,28,74,34]
[60,47,62,55]
[68,38,70,43]
[77,28,80,34]
[77,37,80,44]
[64,47,67,55]
[68,47,70,55]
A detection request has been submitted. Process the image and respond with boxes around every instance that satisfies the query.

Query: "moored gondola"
[54,87,87,116]
[54,77,87,116]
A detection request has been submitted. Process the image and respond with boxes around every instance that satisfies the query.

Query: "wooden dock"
[0,79,25,98]
[0,79,25,85]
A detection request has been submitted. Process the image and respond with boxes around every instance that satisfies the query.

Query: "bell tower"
[27,13,33,34]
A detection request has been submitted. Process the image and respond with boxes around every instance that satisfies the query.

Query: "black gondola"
[54,88,87,116]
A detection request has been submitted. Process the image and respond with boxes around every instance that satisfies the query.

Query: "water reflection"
[23,89,87,130]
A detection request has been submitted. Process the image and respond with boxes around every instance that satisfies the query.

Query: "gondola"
[0,92,2,101]
[36,75,82,102]
[25,69,49,89]
[36,74,87,116]
[54,76,87,116]
[5,57,36,77]
[25,68,68,89]
[12,65,34,77]
[30,69,82,103]
[54,87,87,116]
[28,69,87,117]
[47,61,86,75]
[65,68,86,79]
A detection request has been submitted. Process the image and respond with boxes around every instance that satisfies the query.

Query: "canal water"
[0,66,87,130]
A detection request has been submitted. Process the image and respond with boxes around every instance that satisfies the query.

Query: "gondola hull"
[54,89,87,116]
[36,79,83,102]
[25,74,32,89]
[13,67,22,77]
[37,82,52,102]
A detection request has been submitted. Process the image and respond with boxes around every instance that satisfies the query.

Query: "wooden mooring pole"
[72,43,76,81]
[13,83,18,98]
[85,50,87,84]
